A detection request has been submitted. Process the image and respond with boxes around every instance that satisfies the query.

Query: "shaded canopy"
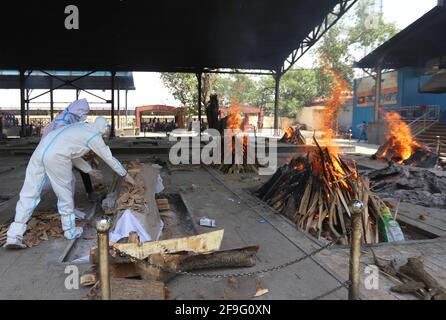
[0,0,341,72]
[0,71,135,90]
[357,5,446,69]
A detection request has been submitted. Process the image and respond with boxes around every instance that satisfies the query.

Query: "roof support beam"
[111,71,116,138]
[196,72,203,131]
[273,69,282,135]
[281,0,358,74]
[19,70,26,137]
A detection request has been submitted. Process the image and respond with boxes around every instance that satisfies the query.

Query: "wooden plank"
[110,278,167,300]
[113,230,225,260]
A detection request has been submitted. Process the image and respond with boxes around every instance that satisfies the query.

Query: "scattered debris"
[199,217,217,228]
[254,287,269,298]
[373,252,446,300]
[0,224,8,246]
[368,164,446,208]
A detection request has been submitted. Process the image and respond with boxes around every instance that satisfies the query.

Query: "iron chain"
[110,231,349,279]
[312,280,351,300]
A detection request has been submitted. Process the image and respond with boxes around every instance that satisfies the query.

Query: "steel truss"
[280,0,359,75]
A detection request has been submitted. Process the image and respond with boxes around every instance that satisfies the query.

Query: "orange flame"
[284,127,294,139]
[378,111,421,163]
[227,98,242,131]
[319,57,349,155]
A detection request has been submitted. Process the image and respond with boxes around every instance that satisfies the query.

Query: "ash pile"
[368,164,446,208]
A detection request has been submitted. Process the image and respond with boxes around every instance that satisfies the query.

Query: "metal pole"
[374,62,383,122]
[349,200,363,300]
[125,90,128,128]
[50,79,54,122]
[274,70,282,136]
[96,217,111,300]
[117,87,121,129]
[111,71,116,138]
[19,70,26,137]
[197,72,202,131]
[76,89,80,100]
[26,89,30,126]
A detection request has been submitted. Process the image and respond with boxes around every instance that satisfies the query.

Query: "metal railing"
[386,105,441,138]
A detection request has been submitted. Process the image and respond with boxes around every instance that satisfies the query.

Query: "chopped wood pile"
[256,138,390,244]
[280,127,306,145]
[0,211,65,248]
[116,161,147,213]
[373,254,446,300]
[368,164,446,208]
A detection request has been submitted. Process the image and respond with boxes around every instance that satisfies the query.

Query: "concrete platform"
[1,150,446,300]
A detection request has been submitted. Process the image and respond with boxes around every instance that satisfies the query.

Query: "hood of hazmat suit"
[93,116,111,135]
[42,99,90,139]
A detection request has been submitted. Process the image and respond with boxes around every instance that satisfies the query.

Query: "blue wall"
[352,67,446,138]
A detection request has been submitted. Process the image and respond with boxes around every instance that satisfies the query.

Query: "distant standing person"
[357,121,368,142]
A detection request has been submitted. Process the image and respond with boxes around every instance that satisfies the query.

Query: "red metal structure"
[135,105,184,129]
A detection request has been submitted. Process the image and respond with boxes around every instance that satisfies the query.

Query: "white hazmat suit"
[5,117,129,248]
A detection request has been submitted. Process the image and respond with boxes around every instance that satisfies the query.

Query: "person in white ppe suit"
[4,117,135,249]
[42,98,96,218]
[42,98,90,139]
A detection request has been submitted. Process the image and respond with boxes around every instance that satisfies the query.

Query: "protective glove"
[89,169,103,181]
[124,174,136,186]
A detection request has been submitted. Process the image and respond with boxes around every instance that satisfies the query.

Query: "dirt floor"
[1,138,446,300]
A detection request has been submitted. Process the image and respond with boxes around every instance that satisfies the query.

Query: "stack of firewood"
[257,138,388,244]
[116,161,147,213]
[280,127,306,145]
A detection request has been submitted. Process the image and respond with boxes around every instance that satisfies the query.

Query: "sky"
[0,0,439,111]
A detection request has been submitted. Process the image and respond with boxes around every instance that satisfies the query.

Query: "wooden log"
[112,230,224,260]
[391,281,426,294]
[399,257,441,290]
[110,278,167,300]
[162,245,259,272]
[110,263,139,278]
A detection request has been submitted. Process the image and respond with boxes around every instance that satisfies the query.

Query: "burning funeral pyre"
[218,99,258,174]
[280,127,306,145]
[373,111,438,168]
[257,61,402,245]
[256,138,392,245]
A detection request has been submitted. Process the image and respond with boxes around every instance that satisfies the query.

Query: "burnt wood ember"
[280,127,306,145]
[368,164,446,208]
[256,137,388,244]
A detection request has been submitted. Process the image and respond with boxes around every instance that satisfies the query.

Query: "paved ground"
[0,137,445,300]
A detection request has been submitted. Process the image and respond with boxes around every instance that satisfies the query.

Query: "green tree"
[214,74,264,107]
[259,69,320,117]
[160,73,217,116]
[313,0,399,96]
